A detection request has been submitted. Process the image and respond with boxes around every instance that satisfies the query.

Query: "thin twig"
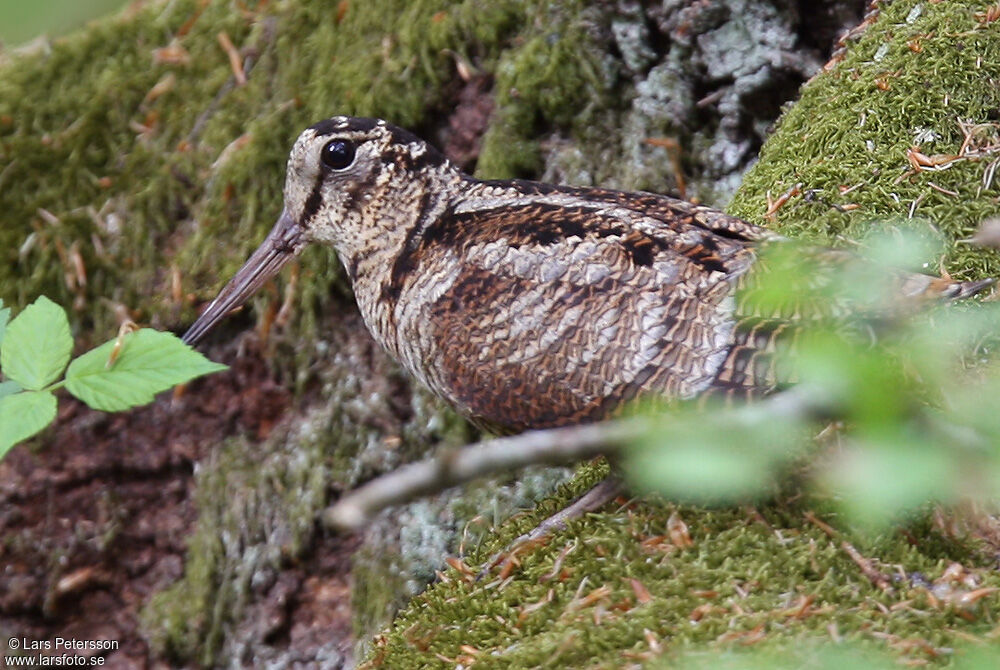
[926,181,958,197]
[189,18,276,144]
[841,541,894,593]
[803,510,838,539]
[765,182,803,221]
[217,32,247,86]
[323,420,647,531]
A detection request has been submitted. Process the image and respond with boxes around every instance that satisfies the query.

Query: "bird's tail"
[706,261,995,403]
[903,275,995,301]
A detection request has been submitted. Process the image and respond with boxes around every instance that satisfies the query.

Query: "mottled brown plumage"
[182,116,990,433]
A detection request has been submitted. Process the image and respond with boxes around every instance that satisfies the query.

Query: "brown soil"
[0,342,359,668]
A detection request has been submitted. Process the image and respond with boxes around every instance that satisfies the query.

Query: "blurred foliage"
[0,0,127,46]
[625,229,1000,530]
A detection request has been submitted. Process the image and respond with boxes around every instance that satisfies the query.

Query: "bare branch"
[323,418,648,531]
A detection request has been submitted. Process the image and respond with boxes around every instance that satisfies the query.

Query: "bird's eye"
[321,139,356,170]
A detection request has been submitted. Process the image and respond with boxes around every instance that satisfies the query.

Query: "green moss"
[728,0,1000,281]
[367,491,1000,668]
[350,463,575,659]
[475,1,608,179]
[1,1,256,334]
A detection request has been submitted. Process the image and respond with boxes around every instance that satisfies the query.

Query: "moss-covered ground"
[370,478,1000,668]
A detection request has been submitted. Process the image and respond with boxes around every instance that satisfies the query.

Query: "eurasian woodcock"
[182,116,991,434]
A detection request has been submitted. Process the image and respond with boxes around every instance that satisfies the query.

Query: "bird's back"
[380,179,772,432]
[372,178,992,433]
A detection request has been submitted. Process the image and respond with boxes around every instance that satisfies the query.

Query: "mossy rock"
[729,2,1000,277]
[360,2,1000,667]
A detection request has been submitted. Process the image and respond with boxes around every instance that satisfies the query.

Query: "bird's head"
[182,116,453,345]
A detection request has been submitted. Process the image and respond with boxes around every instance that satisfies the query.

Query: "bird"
[182,116,991,528]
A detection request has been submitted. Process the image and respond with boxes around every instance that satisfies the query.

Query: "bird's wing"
[712,247,995,402]
[392,187,761,431]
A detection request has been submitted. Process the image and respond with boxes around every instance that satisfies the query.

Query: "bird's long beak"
[182,209,304,345]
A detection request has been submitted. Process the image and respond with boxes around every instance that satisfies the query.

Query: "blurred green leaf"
[858,220,945,274]
[0,390,57,457]
[0,380,21,399]
[944,373,1000,442]
[64,328,227,411]
[953,645,1000,670]
[0,296,73,391]
[797,331,909,425]
[626,401,806,504]
[632,220,1000,526]
[822,429,956,528]
[739,242,832,318]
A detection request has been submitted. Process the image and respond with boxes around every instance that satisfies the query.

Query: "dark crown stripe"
[309,116,383,136]
[387,125,447,171]
[395,144,447,172]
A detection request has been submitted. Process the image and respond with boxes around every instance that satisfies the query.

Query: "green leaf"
[0,296,72,390]
[625,401,806,504]
[0,380,22,399]
[0,298,9,347]
[65,329,227,411]
[0,391,57,457]
[822,430,954,529]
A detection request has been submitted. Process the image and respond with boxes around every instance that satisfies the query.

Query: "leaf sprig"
[0,296,227,457]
